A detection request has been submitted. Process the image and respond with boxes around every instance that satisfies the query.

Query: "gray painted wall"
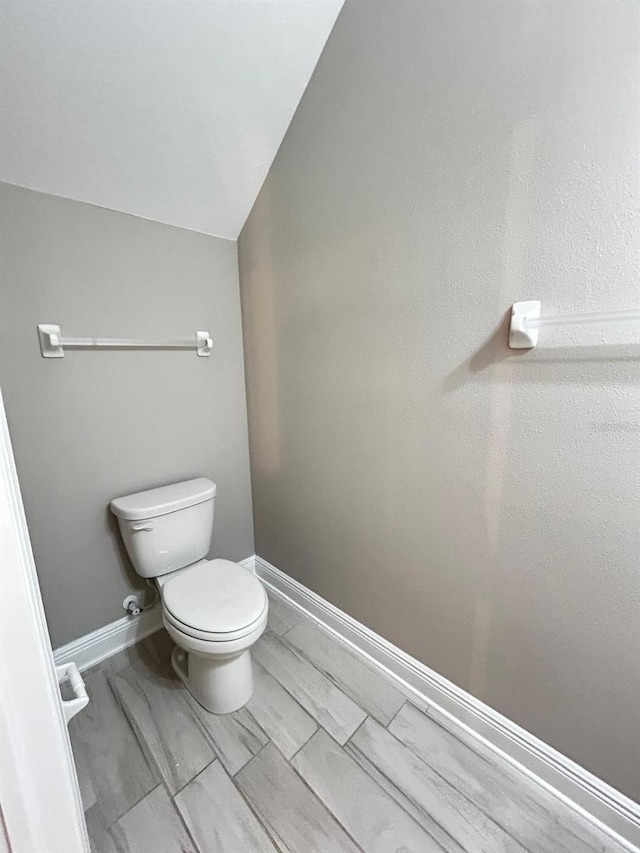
[239,0,640,799]
[1,183,254,647]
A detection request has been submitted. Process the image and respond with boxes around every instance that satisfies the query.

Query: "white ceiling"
[0,0,343,239]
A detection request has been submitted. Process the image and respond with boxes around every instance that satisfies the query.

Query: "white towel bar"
[38,324,213,358]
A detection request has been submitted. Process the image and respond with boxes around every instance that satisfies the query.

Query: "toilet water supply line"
[124,580,159,616]
[124,597,143,616]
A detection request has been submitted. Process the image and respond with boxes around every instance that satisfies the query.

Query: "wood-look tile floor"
[70,593,626,853]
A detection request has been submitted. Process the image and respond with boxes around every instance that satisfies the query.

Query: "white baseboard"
[53,556,256,673]
[253,555,640,851]
[53,605,164,672]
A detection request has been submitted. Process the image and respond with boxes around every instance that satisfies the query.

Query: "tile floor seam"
[188,693,271,764]
[385,698,409,730]
[346,726,537,853]
[224,750,289,852]
[104,782,165,840]
[159,780,205,853]
[290,616,430,726]
[277,627,372,710]
[423,704,501,771]
[230,737,272,776]
[254,629,366,744]
[250,646,302,711]
[342,713,371,748]
[292,729,447,853]
[342,717,472,849]
[170,755,220,798]
[283,724,322,766]
[389,707,579,853]
[248,659,320,759]
[271,595,443,715]
[235,742,363,853]
[276,612,318,636]
[279,742,370,853]
[416,702,562,824]
[235,705,270,745]
[301,614,408,686]
[403,725,531,847]
[343,737,468,853]
[105,668,180,795]
[280,625,384,724]
[264,593,308,636]
[181,685,238,748]
[76,670,160,822]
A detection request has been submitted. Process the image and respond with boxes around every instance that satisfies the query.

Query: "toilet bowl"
[110,478,268,714]
[159,558,268,713]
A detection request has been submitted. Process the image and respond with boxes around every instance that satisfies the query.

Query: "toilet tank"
[110,478,216,578]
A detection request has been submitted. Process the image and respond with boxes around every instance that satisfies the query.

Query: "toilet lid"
[162,559,267,635]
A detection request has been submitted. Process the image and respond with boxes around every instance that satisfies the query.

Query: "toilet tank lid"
[110,478,217,520]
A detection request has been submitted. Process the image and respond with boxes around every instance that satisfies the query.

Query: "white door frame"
[0,390,89,853]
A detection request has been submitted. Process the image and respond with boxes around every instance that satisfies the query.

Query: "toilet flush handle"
[131,521,154,532]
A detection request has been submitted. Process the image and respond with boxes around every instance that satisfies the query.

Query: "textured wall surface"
[239,0,640,799]
[0,0,343,238]
[1,184,254,647]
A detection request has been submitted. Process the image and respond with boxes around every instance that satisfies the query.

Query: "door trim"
[0,391,89,853]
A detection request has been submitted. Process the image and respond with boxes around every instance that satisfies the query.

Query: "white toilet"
[110,478,268,714]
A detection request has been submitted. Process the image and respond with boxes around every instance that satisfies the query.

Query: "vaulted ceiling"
[0,0,343,239]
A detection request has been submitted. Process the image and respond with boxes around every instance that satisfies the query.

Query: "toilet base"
[172,646,254,714]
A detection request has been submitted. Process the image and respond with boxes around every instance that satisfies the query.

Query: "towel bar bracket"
[508,303,640,349]
[38,324,65,358]
[509,302,541,349]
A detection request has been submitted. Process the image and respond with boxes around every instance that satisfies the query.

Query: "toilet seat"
[161,558,267,641]
[163,605,268,643]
